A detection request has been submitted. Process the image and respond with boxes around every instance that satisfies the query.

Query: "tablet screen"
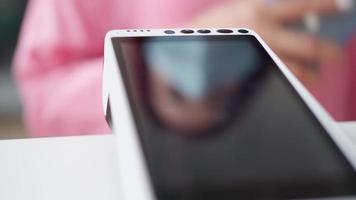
[111,35,356,199]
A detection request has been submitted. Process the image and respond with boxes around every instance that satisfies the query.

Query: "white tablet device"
[102,28,356,200]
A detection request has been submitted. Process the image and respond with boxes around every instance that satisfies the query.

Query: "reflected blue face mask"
[144,38,259,100]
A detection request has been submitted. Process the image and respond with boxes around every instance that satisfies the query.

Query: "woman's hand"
[188,0,345,82]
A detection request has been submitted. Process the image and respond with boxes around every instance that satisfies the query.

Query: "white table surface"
[0,134,122,200]
[0,123,355,200]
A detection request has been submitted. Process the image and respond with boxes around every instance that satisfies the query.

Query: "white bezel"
[102,28,356,200]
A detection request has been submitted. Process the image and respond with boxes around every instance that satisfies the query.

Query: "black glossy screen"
[112,35,356,200]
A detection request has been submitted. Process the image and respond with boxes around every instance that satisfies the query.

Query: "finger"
[267,29,318,62]
[265,0,340,23]
[283,59,304,79]
[283,59,320,84]
[266,28,342,63]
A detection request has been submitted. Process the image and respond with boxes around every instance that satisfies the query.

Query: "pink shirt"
[13,0,356,137]
[13,0,219,137]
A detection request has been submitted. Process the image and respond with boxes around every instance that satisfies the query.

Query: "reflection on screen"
[112,35,356,200]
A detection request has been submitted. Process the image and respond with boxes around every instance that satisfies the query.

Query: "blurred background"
[0,0,27,139]
[0,0,354,139]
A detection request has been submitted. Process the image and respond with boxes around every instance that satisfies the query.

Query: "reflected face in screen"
[112,35,356,200]
[143,38,260,133]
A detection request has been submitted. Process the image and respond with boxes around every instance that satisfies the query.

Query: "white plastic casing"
[102,28,356,200]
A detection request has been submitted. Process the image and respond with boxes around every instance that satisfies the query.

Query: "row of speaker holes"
[175,29,248,34]
[126,30,151,32]
[125,29,248,34]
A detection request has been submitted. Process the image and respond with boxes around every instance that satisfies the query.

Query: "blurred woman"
[13,0,354,136]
